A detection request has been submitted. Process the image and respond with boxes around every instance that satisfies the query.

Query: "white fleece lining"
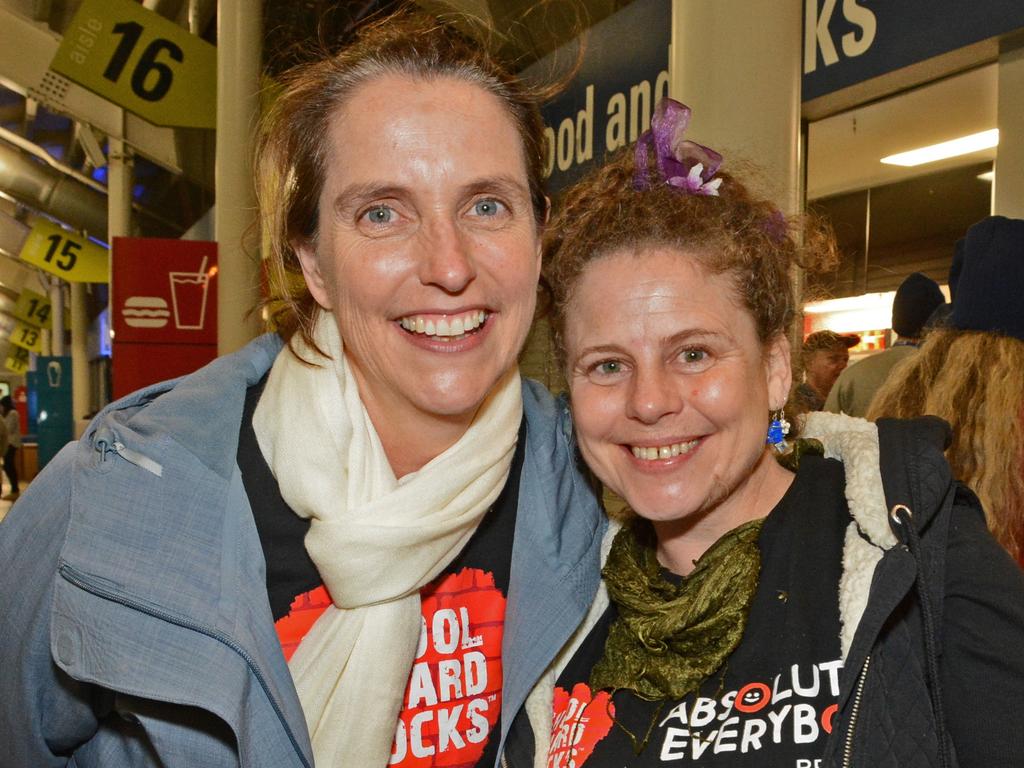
[802,411,894,659]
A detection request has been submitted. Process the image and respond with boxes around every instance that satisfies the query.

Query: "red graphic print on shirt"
[275,585,332,662]
[548,683,615,767]
[389,567,506,767]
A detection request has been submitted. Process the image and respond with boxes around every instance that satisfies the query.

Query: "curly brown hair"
[867,328,1024,564]
[254,7,551,354]
[545,143,836,366]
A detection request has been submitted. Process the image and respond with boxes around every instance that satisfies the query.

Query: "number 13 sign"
[49,0,216,130]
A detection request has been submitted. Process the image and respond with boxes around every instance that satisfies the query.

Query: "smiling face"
[565,247,793,563]
[296,74,542,468]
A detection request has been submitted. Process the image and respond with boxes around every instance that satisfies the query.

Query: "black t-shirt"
[237,377,523,768]
[548,456,848,767]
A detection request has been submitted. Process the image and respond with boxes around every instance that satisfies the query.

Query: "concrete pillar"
[670,0,804,352]
[215,0,263,355]
[994,43,1024,218]
[670,0,803,215]
[70,282,88,422]
[48,279,64,356]
[106,134,133,415]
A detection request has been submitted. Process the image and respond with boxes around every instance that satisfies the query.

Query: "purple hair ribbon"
[634,99,723,196]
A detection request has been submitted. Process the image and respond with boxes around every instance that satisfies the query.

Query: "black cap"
[891,272,944,338]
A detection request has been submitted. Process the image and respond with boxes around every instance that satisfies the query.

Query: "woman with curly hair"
[868,215,1024,565]
[504,101,1024,768]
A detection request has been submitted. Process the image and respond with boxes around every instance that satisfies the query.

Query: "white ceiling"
[807,64,998,201]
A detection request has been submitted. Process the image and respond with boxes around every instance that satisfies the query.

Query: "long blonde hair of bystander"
[867,327,1024,564]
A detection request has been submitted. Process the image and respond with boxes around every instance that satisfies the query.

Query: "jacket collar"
[498,380,606,756]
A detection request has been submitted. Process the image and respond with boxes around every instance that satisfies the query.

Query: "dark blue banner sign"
[524,0,671,194]
[803,0,1024,101]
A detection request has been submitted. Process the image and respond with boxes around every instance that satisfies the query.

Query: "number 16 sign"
[49,0,216,130]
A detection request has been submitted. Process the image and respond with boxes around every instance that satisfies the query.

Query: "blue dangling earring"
[766,409,790,453]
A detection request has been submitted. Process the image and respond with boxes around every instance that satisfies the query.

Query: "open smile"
[397,310,489,342]
[628,438,700,462]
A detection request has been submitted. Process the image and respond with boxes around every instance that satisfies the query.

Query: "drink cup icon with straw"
[169,256,210,330]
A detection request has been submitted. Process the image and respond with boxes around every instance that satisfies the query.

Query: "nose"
[625,364,684,425]
[418,217,477,293]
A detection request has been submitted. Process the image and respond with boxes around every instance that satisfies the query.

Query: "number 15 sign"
[49,0,216,130]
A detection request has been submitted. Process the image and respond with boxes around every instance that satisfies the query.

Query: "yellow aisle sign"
[19,220,109,283]
[13,288,53,328]
[4,345,30,375]
[12,288,71,330]
[9,320,44,354]
[49,0,216,130]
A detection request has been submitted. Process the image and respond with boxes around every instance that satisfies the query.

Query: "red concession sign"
[111,237,218,397]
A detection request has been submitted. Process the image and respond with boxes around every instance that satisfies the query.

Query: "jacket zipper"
[95,439,164,477]
[842,655,871,768]
[59,562,311,768]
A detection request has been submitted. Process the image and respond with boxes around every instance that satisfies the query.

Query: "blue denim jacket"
[0,334,605,767]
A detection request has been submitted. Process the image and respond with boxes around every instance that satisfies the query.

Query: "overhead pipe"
[0,139,109,239]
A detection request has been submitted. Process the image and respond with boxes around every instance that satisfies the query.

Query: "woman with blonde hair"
[868,215,1024,565]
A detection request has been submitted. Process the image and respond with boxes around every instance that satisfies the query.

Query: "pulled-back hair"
[545,142,835,366]
[867,328,1024,564]
[254,8,550,352]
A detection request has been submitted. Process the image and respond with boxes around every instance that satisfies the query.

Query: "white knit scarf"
[252,315,522,767]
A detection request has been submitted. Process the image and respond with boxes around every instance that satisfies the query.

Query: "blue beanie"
[950,216,1024,342]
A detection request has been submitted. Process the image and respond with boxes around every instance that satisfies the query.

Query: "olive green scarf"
[590,516,765,701]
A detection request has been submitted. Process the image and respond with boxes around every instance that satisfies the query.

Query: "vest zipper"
[58,561,310,768]
[842,655,871,768]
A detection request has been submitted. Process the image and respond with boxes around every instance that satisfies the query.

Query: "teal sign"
[32,356,73,470]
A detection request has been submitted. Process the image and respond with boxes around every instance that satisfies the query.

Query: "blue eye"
[472,199,505,217]
[596,360,622,375]
[362,206,394,225]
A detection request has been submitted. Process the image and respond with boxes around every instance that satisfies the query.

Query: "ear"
[294,238,333,310]
[765,333,793,411]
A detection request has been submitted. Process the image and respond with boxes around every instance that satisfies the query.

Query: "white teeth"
[631,439,699,461]
[399,310,487,338]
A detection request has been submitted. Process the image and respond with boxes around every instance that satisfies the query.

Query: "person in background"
[794,329,859,411]
[0,395,18,500]
[869,215,1024,566]
[0,11,605,767]
[508,99,1024,768]
[825,272,945,417]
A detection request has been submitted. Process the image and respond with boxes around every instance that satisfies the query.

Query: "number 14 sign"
[49,0,216,130]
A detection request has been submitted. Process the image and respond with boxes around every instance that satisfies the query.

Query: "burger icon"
[122,295,170,328]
